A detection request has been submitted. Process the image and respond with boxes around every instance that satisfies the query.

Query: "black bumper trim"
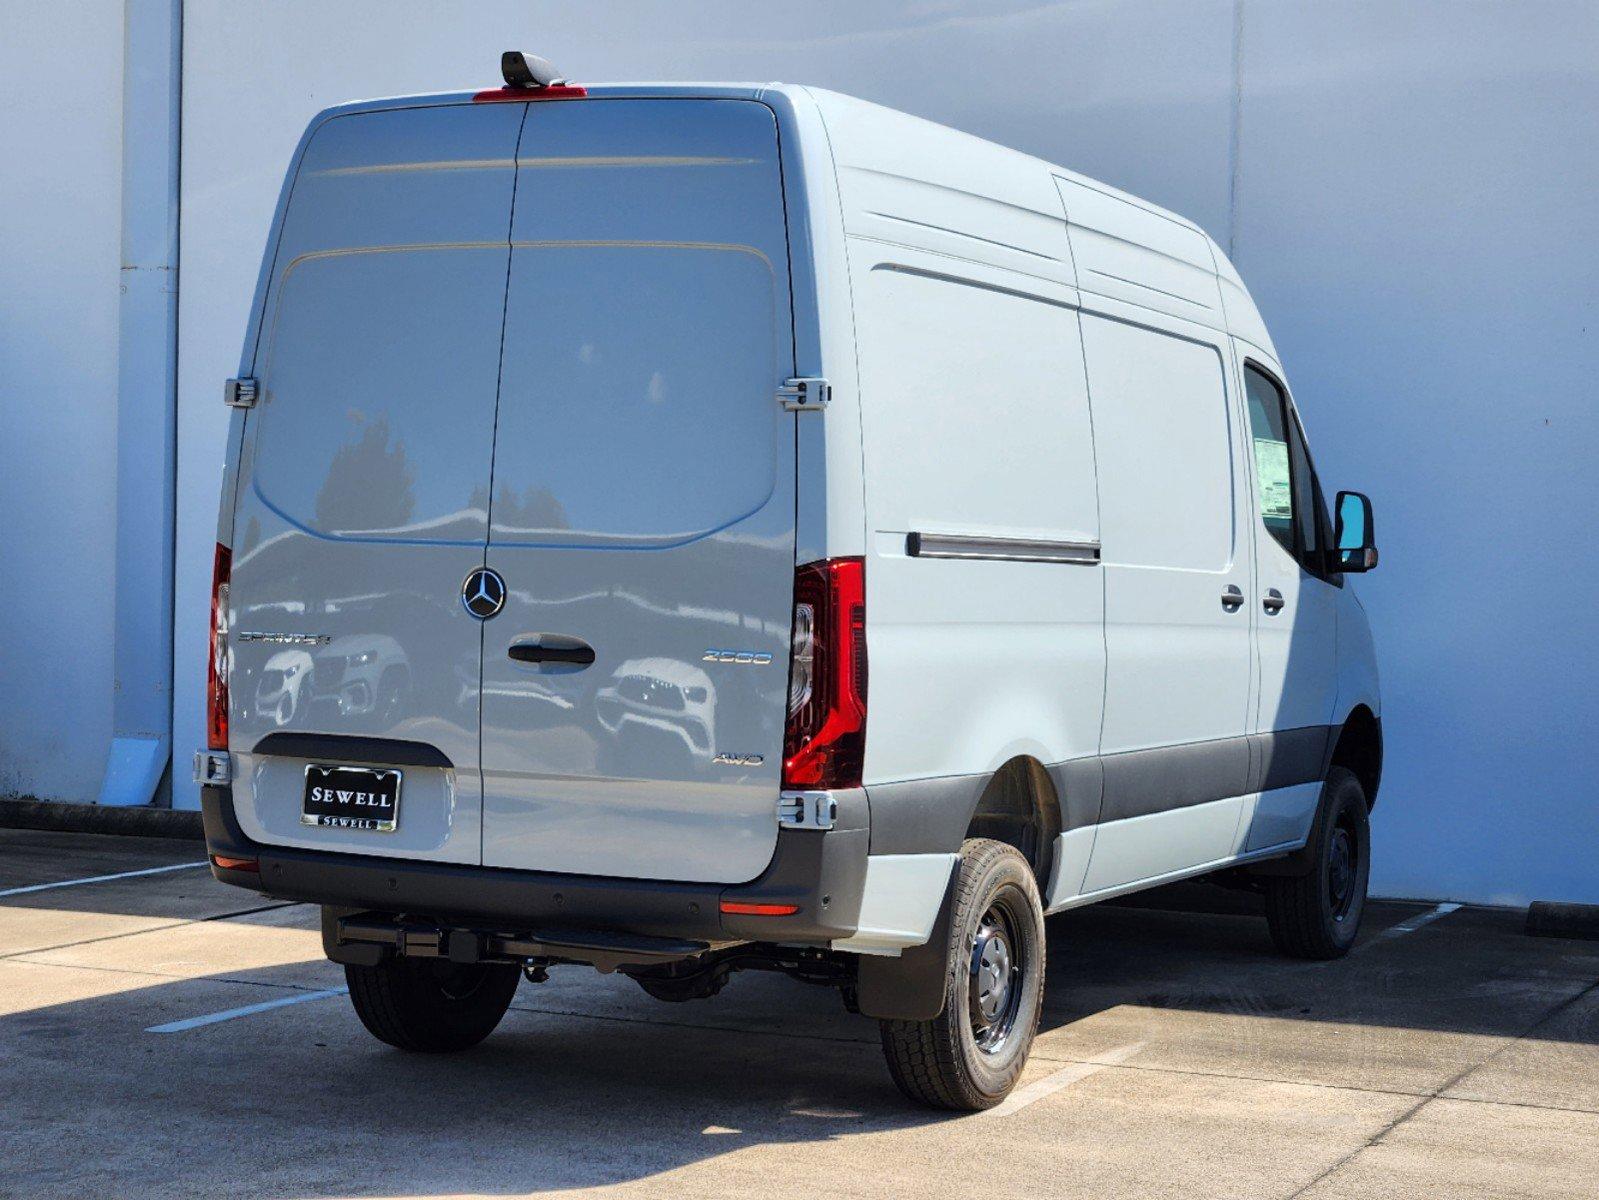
[252,731,453,769]
[200,785,868,946]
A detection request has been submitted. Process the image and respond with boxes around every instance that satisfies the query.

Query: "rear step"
[330,912,710,974]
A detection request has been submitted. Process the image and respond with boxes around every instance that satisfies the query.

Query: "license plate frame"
[301,764,402,833]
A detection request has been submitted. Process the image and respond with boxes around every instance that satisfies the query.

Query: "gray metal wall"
[0,0,126,802]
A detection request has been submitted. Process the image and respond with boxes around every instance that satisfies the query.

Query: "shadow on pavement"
[2,869,1597,1197]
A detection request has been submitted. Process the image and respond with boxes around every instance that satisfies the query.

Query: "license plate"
[302,765,401,832]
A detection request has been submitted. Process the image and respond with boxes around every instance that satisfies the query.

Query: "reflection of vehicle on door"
[254,649,312,727]
[198,55,1384,1112]
[594,657,715,766]
[306,634,409,725]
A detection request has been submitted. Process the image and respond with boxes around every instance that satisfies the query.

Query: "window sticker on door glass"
[1254,437,1292,521]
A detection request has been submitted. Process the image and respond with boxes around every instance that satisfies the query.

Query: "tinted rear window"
[489,100,791,547]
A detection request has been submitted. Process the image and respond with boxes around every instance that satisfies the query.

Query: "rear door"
[227,104,524,863]
[478,100,797,883]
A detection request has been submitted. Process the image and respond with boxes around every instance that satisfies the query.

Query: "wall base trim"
[0,797,201,840]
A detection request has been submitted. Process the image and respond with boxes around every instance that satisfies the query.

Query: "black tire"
[879,838,1046,1111]
[345,957,520,1052]
[1264,767,1371,959]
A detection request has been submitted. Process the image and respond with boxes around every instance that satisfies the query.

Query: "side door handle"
[508,639,595,666]
[1221,584,1244,610]
[1262,589,1286,614]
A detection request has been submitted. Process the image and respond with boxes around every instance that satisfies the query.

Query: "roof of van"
[312,83,1275,359]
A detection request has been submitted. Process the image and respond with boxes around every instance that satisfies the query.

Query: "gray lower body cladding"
[200,786,868,947]
[202,727,1334,963]
[866,726,1337,856]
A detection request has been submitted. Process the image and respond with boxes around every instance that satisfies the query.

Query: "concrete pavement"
[2,827,1595,1199]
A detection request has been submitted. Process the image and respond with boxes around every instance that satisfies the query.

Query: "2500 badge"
[301,765,402,832]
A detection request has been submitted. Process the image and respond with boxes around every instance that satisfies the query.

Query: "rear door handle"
[1262,589,1286,614]
[1221,584,1244,610]
[508,640,595,666]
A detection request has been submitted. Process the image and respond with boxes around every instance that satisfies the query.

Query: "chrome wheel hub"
[976,928,1012,1022]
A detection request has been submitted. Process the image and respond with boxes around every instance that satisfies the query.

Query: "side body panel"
[1058,178,1259,894]
[848,250,1105,790]
[811,92,1106,834]
[1334,588,1381,726]
[809,90,1352,923]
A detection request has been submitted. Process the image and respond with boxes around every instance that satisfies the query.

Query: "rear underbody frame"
[320,906,859,1005]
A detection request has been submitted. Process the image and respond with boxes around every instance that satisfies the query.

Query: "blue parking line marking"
[146,986,349,1033]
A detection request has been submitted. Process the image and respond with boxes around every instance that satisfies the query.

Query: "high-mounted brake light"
[782,558,867,791]
[475,49,587,102]
[207,543,231,752]
[473,85,588,103]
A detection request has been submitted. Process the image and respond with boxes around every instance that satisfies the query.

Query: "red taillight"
[207,543,231,752]
[472,85,588,103]
[720,901,800,916]
[211,854,258,873]
[782,557,867,790]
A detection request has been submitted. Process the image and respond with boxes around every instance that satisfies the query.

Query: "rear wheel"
[345,957,520,1052]
[879,838,1046,1110]
[1264,767,1371,959]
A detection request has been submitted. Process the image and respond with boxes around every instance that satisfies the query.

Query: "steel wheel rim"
[1328,824,1358,922]
[968,893,1027,1055]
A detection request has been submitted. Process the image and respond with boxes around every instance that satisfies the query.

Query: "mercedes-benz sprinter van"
[198,56,1383,1111]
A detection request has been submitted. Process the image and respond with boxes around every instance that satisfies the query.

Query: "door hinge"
[778,376,831,412]
[223,377,258,409]
[778,790,837,831]
[193,750,232,786]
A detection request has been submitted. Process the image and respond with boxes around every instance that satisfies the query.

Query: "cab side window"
[1244,365,1297,559]
[1292,411,1341,583]
[1288,409,1319,560]
[1244,363,1338,581]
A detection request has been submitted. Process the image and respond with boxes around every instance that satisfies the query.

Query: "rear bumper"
[200,785,868,947]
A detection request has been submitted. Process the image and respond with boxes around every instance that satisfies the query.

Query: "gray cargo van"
[199,57,1384,1110]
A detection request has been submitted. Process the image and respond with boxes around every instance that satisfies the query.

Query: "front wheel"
[1264,767,1371,959]
[879,838,1046,1110]
[345,957,520,1052]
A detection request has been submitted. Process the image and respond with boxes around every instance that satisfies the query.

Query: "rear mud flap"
[854,866,960,1022]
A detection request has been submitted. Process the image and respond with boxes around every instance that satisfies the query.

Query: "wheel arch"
[856,760,1065,1025]
[1328,705,1383,809]
[962,756,1063,888]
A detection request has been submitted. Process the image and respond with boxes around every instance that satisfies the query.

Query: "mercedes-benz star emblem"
[461,567,507,620]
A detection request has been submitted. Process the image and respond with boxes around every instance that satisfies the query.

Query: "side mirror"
[1335,490,1378,572]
